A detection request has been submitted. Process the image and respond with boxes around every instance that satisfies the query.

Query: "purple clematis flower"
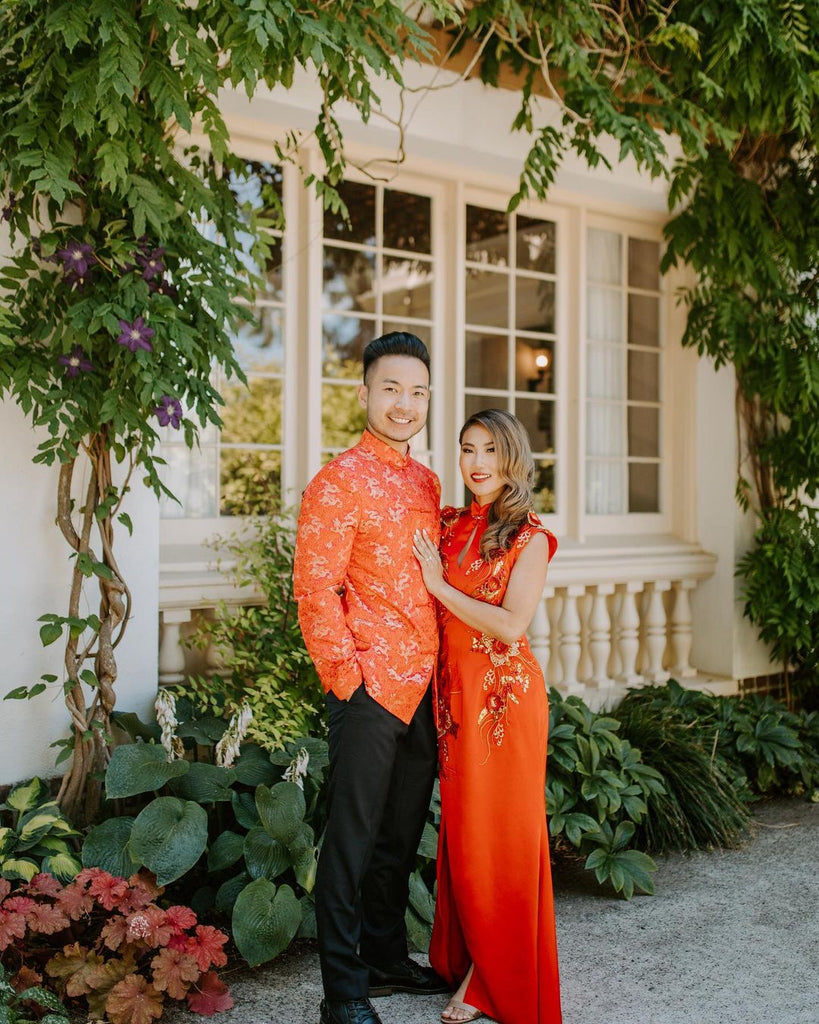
[116,315,155,353]
[137,246,165,281]
[154,395,183,429]
[56,239,95,279]
[57,346,94,378]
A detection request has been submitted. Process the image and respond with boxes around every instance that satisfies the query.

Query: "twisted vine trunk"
[55,431,132,825]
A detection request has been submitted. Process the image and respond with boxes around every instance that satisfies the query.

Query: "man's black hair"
[362,331,431,383]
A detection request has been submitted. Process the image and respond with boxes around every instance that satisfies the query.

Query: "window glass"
[463,204,559,514]
[160,160,286,519]
[585,228,662,515]
[320,180,434,463]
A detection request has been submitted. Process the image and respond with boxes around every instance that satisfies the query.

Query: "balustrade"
[158,540,718,705]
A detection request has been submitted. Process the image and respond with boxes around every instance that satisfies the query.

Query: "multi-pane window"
[462,205,558,513]
[585,228,662,515]
[160,161,285,519]
[321,179,434,463]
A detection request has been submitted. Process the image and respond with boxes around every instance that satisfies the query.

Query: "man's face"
[358,354,430,453]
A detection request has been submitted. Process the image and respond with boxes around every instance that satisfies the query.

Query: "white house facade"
[0,65,778,787]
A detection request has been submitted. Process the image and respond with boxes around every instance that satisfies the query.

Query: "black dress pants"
[316,683,437,1001]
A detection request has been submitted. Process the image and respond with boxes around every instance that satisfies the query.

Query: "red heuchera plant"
[0,869,233,1023]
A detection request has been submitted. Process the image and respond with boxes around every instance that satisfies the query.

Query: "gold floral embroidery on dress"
[473,633,536,760]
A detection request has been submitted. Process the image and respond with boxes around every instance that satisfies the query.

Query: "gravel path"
[178,798,819,1024]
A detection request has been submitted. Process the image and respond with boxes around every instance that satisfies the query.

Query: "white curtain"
[586,229,625,514]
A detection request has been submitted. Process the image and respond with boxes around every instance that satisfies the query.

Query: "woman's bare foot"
[440,964,481,1023]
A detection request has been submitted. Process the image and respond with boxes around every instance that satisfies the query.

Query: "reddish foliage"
[0,908,27,950]
[3,897,36,915]
[125,905,173,947]
[165,905,197,934]
[105,973,164,1024]
[100,914,131,951]
[4,868,231,1023]
[55,880,94,919]
[10,965,43,992]
[26,900,70,934]
[26,873,63,897]
[185,925,228,973]
[150,947,200,999]
[88,871,130,911]
[186,971,235,1016]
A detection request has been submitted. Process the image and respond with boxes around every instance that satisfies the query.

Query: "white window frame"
[579,211,672,538]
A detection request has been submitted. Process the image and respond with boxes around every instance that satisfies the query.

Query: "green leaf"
[232,878,302,966]
[243,826,289,881]
[105,743,189,798]
[168,762,235,803]
[0,856,40,882]
[207,830,245,872]
[40,851,82,882]
[215,871,250,913]
[128,797,208,885]
[82,816,139,878]
[232,744,278,786]
[256,782,306,845]
[39,623,63,647]
[6,777,48,812]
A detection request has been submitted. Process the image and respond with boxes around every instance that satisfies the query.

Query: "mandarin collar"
[359,429,410,469]
[469,498,491,519]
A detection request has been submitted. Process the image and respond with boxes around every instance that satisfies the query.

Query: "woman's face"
[459,423,505,506]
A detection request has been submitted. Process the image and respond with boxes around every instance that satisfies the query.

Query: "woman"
[413,409,561,1024]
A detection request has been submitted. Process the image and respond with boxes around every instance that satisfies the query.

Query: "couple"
[294,333,562,1024]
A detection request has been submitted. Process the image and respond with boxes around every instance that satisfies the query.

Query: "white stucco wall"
[0,402,160,786]
[690,358,778,681]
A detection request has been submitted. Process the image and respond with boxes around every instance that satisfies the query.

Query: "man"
[294,332,448,1024]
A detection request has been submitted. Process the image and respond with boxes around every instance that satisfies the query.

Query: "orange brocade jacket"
[293,430,441,724]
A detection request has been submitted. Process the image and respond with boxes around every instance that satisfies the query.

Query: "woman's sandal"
[440,998,483,1023]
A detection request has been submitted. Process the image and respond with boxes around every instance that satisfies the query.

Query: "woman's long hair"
[459,408,536,560]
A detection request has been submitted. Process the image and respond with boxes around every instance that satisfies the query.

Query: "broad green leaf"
[207,830,245,872]
[105,743,189,798]
[243,827,289,881]
[82,816,139,878]
[129,797,208,885]
[232,878,301,966]
[256,782,305,845]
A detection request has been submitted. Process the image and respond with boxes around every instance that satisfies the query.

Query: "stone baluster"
[643,580,671,683]
[528,588,552,678]
[615,582,643,686]
[588,583,615,689]
[669,578,697,678]
[158,608,191,687]
[558,585,585,694]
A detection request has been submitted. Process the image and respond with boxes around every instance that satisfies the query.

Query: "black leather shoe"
[320,998,383,1024]
[365,957,450,997]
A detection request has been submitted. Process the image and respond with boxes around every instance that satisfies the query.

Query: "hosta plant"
[546,689,665,899]
[0,778,80,883]
[82,704,329,966]
[0,869,232,1024]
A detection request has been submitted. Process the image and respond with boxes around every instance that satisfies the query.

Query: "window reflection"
[465,332,507,389]
[516,216,555,274]
[383,191,431,253]
[381,256,433,319]
[466,206,509,265]
[322,316,372,377]
[231,308,283,374]
[324,180,376,244]
[515,277,555,334]
[323,247,375,311]
[322,383,367,450]
[221,378,282,446]
[220,450,282,517]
